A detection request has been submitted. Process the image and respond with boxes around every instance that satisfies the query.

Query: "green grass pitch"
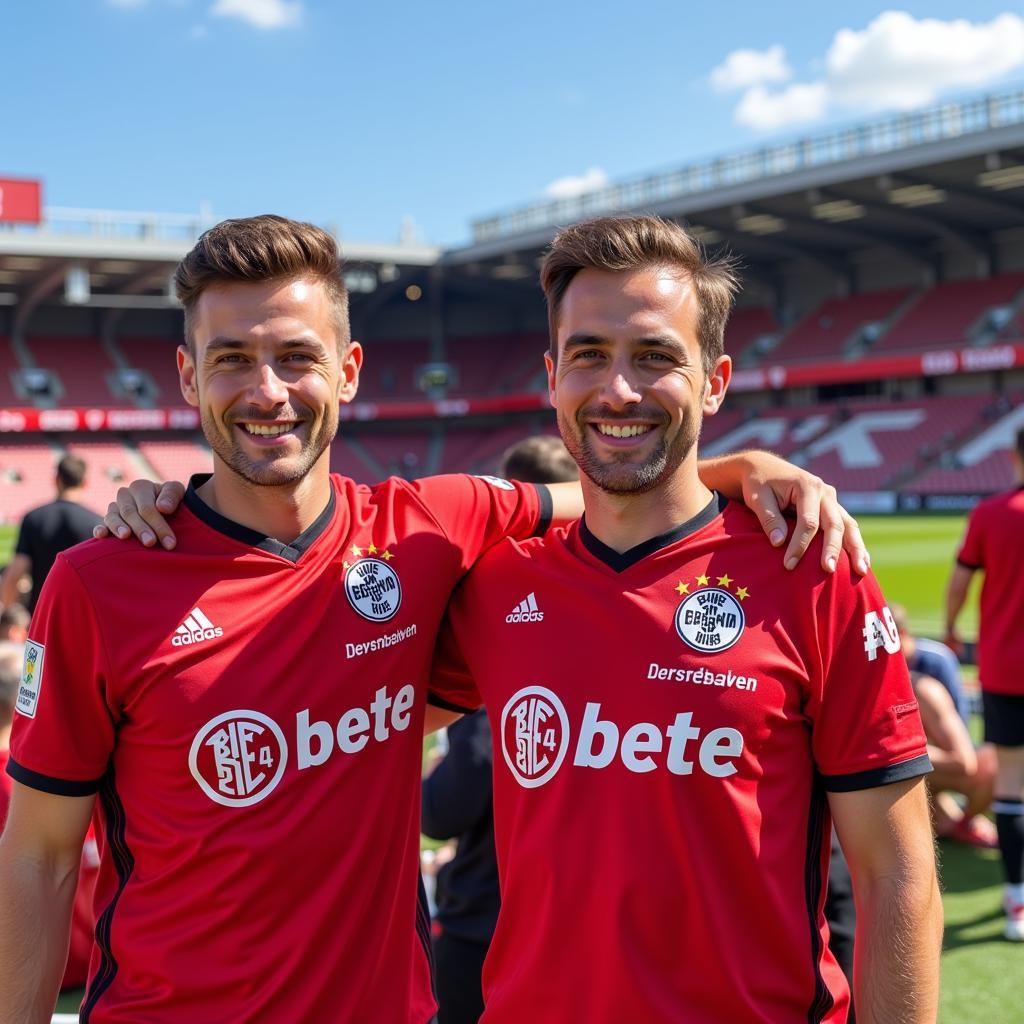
[44,514,1015,1020]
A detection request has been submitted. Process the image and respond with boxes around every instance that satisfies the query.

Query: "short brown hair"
[175,214,350,351]
[56,453,87,490]
[499,435,579,484]
[540,215,739,375]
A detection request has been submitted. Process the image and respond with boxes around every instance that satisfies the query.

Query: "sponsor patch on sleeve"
[16,640,45,718]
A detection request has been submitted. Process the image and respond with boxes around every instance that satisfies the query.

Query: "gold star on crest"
[675,581,690,595]
[350,545,362,557]
[367,543,378,555]
[717,573,733,588]
[735,586,750,601]
[696,573,710,586]
[380,549,394,562]
[343,560,351,571]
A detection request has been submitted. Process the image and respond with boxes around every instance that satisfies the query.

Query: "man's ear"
[702,355,732,416]
[178,346,199,408]
[339,340,363,404]
[545,350,557,410]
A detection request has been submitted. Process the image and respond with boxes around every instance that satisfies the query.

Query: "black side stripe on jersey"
[821,753,932,793]
[81,767,135,1024]
[415,873,438,1002]
[804,775,834,1024]
[531,484,554,538]
[4,757,104,797]
[427,692,478,715]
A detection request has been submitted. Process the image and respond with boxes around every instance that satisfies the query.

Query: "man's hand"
[697,450,869,575]
[93,479,186,549]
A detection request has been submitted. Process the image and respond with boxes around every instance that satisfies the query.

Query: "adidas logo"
[172,606,224,647]
[506,592,544,624]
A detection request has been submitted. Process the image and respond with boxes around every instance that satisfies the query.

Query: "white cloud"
[210,0,302,29]
[826,10,1024,112]
[710,45,791,93]
[715,11,1024,132]
[544,167,609,200]
[734,82,829,131]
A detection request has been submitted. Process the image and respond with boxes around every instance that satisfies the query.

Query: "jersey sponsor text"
[500,685,744,787]
[647,661,758,691]
[345,624,418,659]
[297,683,415,767]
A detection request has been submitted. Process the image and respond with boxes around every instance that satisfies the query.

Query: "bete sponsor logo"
[189,684,415,807]
[501,686,744,788]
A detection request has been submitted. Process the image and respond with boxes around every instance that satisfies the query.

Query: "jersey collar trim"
[183,473,337,562]
[578,491,727,572]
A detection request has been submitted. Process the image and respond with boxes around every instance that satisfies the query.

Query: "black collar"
[184,473,337,563]
[579,492,727,572]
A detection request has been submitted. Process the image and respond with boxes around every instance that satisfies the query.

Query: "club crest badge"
[343,544,402,622]
[672,572,748,654]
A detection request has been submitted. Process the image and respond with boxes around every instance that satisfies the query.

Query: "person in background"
[0,454,101,616]
[891,606,995,847]
[0,606,29,646]
[0,644,19,824]
[896,604,971,726]
[945,425,1024,940]
[423,435,579,1024]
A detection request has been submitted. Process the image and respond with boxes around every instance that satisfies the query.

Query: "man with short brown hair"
[434,215,942,1023]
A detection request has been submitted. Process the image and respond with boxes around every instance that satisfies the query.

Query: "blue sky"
[4,1,1023,245]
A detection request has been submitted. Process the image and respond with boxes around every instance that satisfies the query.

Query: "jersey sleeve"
[7,554,116,796]
[426,610,484,714]
[806,564,930,791]
[406,474,552,574]
[955,505,985,569]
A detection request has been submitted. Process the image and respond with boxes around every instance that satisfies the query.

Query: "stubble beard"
[202,404,338,487]
[558,404,701,496]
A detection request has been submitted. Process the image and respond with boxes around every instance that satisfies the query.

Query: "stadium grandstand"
[2,85,1024,520]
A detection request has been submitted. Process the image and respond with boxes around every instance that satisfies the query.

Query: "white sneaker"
[1004,899,1024,942]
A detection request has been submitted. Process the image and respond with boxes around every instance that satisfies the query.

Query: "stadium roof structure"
[0,206,439,342]
[447,87,1024,292]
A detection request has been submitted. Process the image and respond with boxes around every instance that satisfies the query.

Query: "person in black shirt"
[1,454,101,615]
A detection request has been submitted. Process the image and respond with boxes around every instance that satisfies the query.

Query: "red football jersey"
[436,495,929,1024]
[956,485,1024,695]
[9,472,547,1023]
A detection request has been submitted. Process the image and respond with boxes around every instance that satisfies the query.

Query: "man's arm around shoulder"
[0,782,94,1023]
[830,778,942,1024]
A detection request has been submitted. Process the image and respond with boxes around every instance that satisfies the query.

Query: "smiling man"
[0,216,561,1023]
[435,216,943,1024]
[0,215,869,1024]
